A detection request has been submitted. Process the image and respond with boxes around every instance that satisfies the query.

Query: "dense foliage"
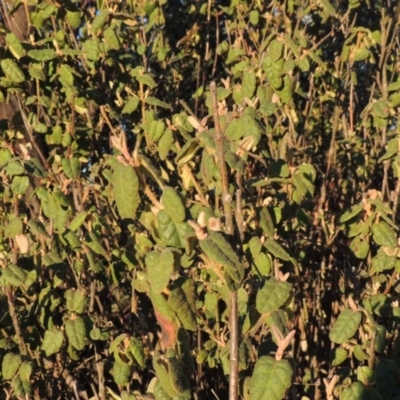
[0,0,400,399]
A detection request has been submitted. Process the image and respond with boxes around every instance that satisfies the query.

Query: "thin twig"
[210,81,238,400]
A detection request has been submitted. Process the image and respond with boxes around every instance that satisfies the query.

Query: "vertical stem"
[210,81,238,400]
[5,286,27,356]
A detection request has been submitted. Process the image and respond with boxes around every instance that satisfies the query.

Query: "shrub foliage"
[0,0,400,399]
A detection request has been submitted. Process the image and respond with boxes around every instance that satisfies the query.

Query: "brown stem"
[5,286,27,356]
[210,81,238,400]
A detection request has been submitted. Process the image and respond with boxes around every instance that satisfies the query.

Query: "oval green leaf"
[329,309,361,344]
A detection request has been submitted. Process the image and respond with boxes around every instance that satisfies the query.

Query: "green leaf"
[321,0,337,15]
[90,10,110,35]
[200,232,243,282]
[242,69,256,99]
[112,360,132,386]
[62,157,80,179]
[269,39,284,62]
[168,285,197,331]
[175,139,200,166]
[85,231,108,258]
[146,250,174,294]
[129,337,145,368]
[153,351,177,397]
[145,96,171,109]
[264,238,290,261]
[225,114,261,142]
[136,74,156,88]
[162,186,185,223]
[250,356,292,400]
[65,289,88,313]
[104,27,120,51]
[19,362,32,382]
[83,38,101,60]
[353,344,369,361]
[0,59,25,83]
[42,329,64,356]
[59,64,75,88]
[113,162,139,219]
[5,160,25,176]
[340,382,382,400]
[372,221,397,248]
[69,211,87,231]
[357,366,374,385]
[154,379,173,399]
[375,359,398,398]
[28,220,50,238]
[11,176,29,195]
[256,277,292,313]
[339,202,364,223]
[66,9,82,28]
[12,375,31,397]
[248,237,262,258]
[262,55,283,89]
[28,49,57,61]
[2,353,22,379]
[159,128,174,160]
[331,347,348,366]
[6,33,25,59]
[354,47,370,61]
[157,210,193,248]
[65,316,86,350]
[253,253,271,276]
[349,237,370,259]
[1,264,27,287]
[167,349,190,396]
[259,208,275,238]
[378,137,398,162]
[148,120,165,141]
[329,309,361,344]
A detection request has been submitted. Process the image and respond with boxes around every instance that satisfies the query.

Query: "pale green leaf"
[146,250,174,294]
[162,186,185,223]
[250,356,292,400]
[28,49,57,61]
[90,10,110,35]
[329,309,361,344]
[62,157,80,179]
[112,360,132,386]
[2,353,22,379]
[42,329,64,356]
[157,210,192,248]
[69,211,87,231]
[65,289,88,313]
[4,217,23,239]
[113,162,139,219]
[145,96,171,109]
[372,221,397,248]
[11,176,29,195]
[65,317,86,350]
[1,59,25,83]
